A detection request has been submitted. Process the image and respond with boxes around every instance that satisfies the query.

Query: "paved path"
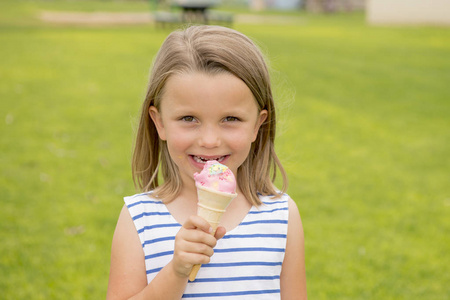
[39,11,303,25]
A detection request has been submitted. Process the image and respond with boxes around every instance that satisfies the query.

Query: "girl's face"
[150,72,267,191]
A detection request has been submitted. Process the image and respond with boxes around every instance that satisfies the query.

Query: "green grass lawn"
[1,1,449,299]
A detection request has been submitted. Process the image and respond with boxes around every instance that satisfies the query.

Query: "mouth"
[191,155,228,164]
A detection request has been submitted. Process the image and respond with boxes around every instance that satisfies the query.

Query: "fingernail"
[209,227,213,233]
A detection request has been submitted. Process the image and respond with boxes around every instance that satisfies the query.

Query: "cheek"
[165,128,196,155]
[226,130,254,151]
[166,134,190,151]
[166,140,188,165]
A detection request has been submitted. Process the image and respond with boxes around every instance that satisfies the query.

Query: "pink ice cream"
[194,160,236,194]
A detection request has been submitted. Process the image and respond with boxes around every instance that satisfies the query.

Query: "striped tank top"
[124,192,289,299]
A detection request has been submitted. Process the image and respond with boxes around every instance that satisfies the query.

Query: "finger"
[182,240,215,258]
[183,215,213,234]
[171,249,211,277]
[180,251,212,266]
[176,226,217,248]
[186,229,218,247]
[174,237,215,267]
[214,226,226,240]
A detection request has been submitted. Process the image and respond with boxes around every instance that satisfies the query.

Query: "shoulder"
[265,194,303,235]
[280,195,307,299]
[287,198,302,242]
[107,204,148,298]
[286,197,301,222]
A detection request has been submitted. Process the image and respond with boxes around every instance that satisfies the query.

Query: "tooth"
[193,156,225,163]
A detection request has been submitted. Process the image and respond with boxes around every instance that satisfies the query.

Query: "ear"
[252,109,268,141]
[149,106,167,141]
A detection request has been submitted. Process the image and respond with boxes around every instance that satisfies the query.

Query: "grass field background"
[1,0,449,299]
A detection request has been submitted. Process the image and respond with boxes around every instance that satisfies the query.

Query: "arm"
[280,198,307,300]
[106,205,225,300]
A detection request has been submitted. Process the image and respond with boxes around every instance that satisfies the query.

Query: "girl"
[107,25,306,300]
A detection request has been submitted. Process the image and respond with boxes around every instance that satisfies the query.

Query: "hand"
[171,216,226,278]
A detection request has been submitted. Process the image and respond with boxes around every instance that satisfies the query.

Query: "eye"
[181,116,196,122]
[224,116,240,122]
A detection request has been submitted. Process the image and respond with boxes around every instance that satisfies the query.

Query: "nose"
[198,124,221,148]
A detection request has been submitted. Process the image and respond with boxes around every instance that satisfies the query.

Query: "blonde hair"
[132,25,287,206]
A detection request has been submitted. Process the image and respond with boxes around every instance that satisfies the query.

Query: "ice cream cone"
[188,186,237,282]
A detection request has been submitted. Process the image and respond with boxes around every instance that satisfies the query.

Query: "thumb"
[214,226,226,240]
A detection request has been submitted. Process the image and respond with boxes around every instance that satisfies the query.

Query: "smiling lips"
[191,155,228,164]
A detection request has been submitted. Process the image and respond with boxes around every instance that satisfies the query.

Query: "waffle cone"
[188,186,237,281]
[196,186,237,232]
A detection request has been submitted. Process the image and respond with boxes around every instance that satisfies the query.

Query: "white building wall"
[367,0,450,25]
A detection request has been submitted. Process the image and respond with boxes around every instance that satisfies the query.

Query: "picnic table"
[153,0,233,27]
[172,0,220,24]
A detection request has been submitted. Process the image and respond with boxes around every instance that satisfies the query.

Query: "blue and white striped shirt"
[124,192,289,299]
